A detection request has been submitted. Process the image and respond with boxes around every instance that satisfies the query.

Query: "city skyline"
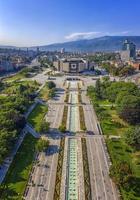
[0,0,140,46]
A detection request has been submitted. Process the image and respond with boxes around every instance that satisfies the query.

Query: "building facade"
[53,58,89,73]
[121,39,136,62]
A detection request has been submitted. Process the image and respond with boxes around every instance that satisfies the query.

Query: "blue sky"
[0,0,140,46]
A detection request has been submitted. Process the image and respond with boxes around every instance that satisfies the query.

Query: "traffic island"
[78,92,82,104]
[53,138,65,200]
[79,106,87,131]
[64,92,69,103]
[59,106,68,132]
[81,138,92,200]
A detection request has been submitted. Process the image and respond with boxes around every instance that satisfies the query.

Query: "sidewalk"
[0,128,27,183]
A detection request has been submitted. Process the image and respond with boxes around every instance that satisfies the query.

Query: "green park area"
[88,78,140,200]
[39,81,56,101]
[0,134,37,200]
[28,103,49,133]
[0,80,39,165]
[3,67,43,83]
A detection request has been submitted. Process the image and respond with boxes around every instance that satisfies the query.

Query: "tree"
[125,127,140,147]
[110,161,133,187]
[95,79,102,99]
[38,121,50,134]
[59,124,66,133]
[119,66,134,77]
[106,82,140,102]
[116,94,140,124]
[48,88,55,98]
[46,81,56,89]
[36,139,49,152]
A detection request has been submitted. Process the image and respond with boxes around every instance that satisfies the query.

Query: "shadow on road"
[45,145,59,156]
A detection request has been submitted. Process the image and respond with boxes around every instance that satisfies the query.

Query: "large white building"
[53,58,92,73]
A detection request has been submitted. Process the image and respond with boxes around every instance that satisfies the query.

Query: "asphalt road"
[25,138,60,200]
[87,136,119,200]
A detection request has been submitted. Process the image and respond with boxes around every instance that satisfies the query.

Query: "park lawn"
[28,103,48,132]
[4,75,23,82]
[0,134,38,200]
[1,80,39,95]
[3,72,26,83]
[39,84,55,101]
[107,139,140,200]
[98,100,129,136]
[39,85,50,101]
[3,67,39,83]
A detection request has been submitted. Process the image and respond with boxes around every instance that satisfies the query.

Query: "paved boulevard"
[25,73,119,200]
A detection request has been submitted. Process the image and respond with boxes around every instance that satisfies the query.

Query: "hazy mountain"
[1,36,140,52]
[0,45,17,49]
[36,36,140,52]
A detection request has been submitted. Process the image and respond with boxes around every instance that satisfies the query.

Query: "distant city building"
[37,47,40,54]
[121,39,136,62]
[53,58,90,73]
[61,48,65,54]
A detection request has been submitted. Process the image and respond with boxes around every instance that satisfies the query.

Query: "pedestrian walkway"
[0,129,27,183]
[25,123,40,138]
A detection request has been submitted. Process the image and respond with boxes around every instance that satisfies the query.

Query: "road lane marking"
[88,139,98,200]
[45,140,59,200]
[94,138,108,200]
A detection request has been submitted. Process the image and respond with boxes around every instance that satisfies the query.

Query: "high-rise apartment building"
[121,39,136,62]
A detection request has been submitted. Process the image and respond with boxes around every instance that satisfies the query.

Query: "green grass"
[0,134,38,200]
[79,106,86,131]
[39,83,56,101]
[3,67,41,83]
[28,103,48,132]
[98,102,129,136]
[53,138,65,200]
[81,138,92,200]
[107,139,140,200]
[39,85,50,101]
[1,80,39,96]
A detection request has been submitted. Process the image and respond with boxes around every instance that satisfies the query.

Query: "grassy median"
[59,106,68,132]
[81,138,92,200]
[0,134,38,200]
[28,103,48,132]
[53,138,65,200]
[79,106,86,131]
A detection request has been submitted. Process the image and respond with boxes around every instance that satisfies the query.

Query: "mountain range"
[1,36,140,52]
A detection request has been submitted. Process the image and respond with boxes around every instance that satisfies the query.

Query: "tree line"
[0,81,39,164]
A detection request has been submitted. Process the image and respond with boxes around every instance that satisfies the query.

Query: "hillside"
[1,36,140,52]
[37,36,140,52]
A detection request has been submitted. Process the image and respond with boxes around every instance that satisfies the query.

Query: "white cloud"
[107,31,131,36]
[65,31,102,40]
[65,30,131,41]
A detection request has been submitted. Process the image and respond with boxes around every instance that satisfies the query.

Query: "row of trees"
[46,81,56,99]
[0,81,38,164]
[88,53,117,63]
[95,78,140,125]
[102,62,134,77]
